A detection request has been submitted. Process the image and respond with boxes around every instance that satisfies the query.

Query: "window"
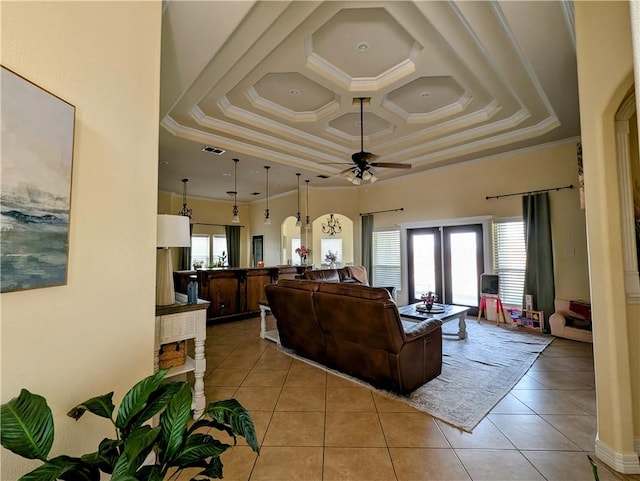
[492,220,526,305]
[321,238,342,265]
[191,235,209,267]
[291,237,301,265]
[212,236,228,265]
[373,229,401,290]
[190,234,227,268]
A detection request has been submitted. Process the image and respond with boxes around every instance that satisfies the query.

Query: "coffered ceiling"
[159,1,579,202]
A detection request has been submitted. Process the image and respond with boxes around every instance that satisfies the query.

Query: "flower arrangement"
[192,259,204,269]
[295,245,310,257]
[324,250,338,264]
[421,291,438,306]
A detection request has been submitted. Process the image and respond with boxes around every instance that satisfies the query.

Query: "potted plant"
[1,369,259,480]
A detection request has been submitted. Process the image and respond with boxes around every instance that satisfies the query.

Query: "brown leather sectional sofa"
[265,279,443,394]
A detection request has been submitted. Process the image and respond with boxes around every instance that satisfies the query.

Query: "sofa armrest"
[402,318,442,341]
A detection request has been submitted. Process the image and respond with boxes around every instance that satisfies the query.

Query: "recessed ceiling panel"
[328,112,393,138]
[387,76,466,114]
[254,72,336,112]
[310,7,418,78]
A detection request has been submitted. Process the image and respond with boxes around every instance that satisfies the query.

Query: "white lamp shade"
[157,214,191,247]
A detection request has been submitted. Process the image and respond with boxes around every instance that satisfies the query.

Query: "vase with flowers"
[295,245,310,265]
[421,291,438,312]
[324,250,338,269]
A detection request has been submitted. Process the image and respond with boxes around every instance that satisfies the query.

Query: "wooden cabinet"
[174,267,288,322]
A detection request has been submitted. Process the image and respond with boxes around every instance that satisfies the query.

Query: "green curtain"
[522,193,555,333]
[225,225,241,267]
[361,214,374,284]
[178,222,193,270]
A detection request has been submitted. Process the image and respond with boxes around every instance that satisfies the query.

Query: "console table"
[155,297,209,419]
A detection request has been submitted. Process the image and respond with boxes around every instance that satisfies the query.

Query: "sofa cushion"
[302,269,340,282]
[276,278,321,291]
[317,282,391,301]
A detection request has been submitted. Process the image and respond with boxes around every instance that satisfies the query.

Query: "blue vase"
[187,280,198,304]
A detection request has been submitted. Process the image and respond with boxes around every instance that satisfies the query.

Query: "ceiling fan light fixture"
[362,170,372,181]
[370,173,378,183]
[352,175,362,186]
[345,170,357,182]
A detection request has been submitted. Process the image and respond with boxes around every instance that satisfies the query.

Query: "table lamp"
[156,214,191,306]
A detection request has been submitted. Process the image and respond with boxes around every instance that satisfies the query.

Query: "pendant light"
[178,178,192,218]
[264,165,271,225]
[295,173,302,227]
[304,179,311,231]
[231,158,240,223]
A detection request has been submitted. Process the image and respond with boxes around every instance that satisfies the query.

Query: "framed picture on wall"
[1,66,76,293]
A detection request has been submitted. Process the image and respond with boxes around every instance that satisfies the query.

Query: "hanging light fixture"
[264,165,271,225]
[304,179,311,231]
[322,213,342,236]
[295,173,302,227]
[178,178,192,218]
[231,158,240,223]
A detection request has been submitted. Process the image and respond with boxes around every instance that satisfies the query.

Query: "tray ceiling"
[159,1,579,202]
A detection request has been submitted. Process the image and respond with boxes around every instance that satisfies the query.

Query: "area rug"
[278,320,553,432]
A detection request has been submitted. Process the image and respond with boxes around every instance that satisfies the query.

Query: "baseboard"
[595,435,640,474]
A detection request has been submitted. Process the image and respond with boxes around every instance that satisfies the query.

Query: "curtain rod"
[359,207,404,216]
[486,184,573,200]
[192,222,245,228]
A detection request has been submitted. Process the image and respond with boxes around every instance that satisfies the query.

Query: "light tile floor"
[175,316,639,481]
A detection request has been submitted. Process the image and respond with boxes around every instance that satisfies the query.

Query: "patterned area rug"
[278,320,553,432]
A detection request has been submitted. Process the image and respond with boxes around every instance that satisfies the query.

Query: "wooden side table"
[155,298,209,419]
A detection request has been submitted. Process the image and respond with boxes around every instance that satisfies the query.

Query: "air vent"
[317,174,329,179]
[202,146,225,155]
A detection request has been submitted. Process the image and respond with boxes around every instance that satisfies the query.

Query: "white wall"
[1,2,162,479]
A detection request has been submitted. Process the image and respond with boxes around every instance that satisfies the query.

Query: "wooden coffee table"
[398,303,470,339]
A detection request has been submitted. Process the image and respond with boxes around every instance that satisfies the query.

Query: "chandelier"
[178,178,192,218]
[322,213,342,236]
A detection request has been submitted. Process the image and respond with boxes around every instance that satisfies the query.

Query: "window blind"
[492,221,526,305]
[373,229,401,290]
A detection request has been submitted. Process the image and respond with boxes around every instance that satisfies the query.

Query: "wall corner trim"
[595,436,640,474]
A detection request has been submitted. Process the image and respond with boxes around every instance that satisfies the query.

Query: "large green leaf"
[198,457,224,480]
[128,381,185,432]
[67,392,115,421]
[1,389,54,461]
[158,383,192,464]
[204,399,259,453]
[115,370,168,429]
[121,425,160,475]
[135,465,164,481]
[80,438,121,474]
[19,456,99,481]
[172,433,229,468]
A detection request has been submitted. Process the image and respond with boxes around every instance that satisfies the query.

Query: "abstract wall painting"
[1,66,76,293]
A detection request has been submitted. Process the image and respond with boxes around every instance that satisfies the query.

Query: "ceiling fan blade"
[369,162,412,169]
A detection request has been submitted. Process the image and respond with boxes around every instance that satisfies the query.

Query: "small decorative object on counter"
[325,250,338,269]
[187,277,198,304]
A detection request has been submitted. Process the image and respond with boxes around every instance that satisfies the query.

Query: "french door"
[408,224,484,315]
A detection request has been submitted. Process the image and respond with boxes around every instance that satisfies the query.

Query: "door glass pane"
[412,234,436,299]
[450,232,478,306]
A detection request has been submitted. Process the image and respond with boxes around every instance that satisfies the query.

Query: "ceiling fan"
[343,97,411,185]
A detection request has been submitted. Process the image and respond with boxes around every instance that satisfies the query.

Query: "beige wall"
[575,0,639,469]
[359,140,590,301]
[1,2,162,479]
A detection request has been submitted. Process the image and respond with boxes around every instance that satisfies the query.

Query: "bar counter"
[174,265,302,322]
